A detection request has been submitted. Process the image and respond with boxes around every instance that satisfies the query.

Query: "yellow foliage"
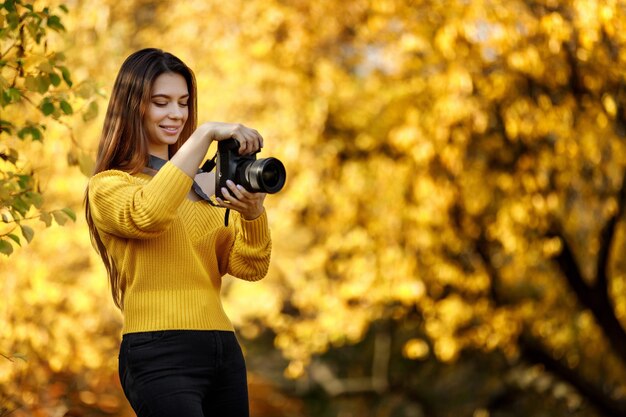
[403,338,430,360]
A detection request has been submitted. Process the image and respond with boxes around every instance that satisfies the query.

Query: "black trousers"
[119,330,249,417]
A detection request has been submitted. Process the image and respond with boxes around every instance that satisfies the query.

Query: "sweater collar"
[147,154,168,171]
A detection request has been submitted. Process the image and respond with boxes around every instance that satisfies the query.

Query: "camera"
[215,138,286,199]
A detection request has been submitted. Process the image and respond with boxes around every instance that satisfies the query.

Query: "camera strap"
[200,153,231,227]
[200,153,217,173]
[147,154,231,227]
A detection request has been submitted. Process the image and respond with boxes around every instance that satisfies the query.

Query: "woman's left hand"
[216,180,266,220]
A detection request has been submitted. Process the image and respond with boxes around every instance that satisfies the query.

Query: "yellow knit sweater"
[87,161,271,334]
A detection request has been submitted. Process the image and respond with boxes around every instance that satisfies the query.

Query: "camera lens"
[262,161,281,188]
[245,157,286,193]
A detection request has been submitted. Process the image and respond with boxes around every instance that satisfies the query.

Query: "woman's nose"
[169,105,183,119]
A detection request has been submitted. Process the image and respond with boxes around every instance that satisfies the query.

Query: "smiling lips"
[160,125,181,134]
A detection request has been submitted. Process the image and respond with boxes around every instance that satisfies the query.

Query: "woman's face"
[144,72,189,158]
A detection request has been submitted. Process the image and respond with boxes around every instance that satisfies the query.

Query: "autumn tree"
[187,0,626,415]
[0,0,101,255]
[0,1,106,415]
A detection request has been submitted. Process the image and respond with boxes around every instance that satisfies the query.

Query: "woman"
[84,48,271,417]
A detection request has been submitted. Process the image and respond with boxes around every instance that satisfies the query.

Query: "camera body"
[215,138,286,199]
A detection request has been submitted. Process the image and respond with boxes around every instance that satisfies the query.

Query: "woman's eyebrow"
[151,93,190,99]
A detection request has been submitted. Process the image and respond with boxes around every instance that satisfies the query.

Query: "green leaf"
[3,1,17,13]
[25,75,39,92]
[47,15,65,31]
[60,100,73,115]
[26,75,52,94]
[59,5,69,13]
[25,191,43,209]
[52,211,68,225]
[7,233,21,246]
[37,75,51,94]
[40,100,55,116]
[61,207,76,221]
[17,127,28,139]
[76,81,94,99]
[38,61,54,73]
[39,211,52,227]
[20,224,34,243]
[82,100,98,121]
[17,174,32,189]
[30,126,43,141]
[6,12,19,30]
[0,239,13,255]
[6,87,21,103]
[59,65,72,87]
[18,126,32,140]
[12,197,30,216]
[0,90,9,107]
[17,125,43,141]
[0,119,15,134]
[52,52,67,62]
[49,72,61,87]
[26,21,40,41]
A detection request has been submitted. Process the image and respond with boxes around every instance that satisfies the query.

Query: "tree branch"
[595,169,626,292]
[547,224,591,302]
[520,335,626,417]
[549,223,626,365]
[475,233,505,305]
[477,232,626,416]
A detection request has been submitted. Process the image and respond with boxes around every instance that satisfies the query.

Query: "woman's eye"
[179,102,188,107]
[154,102,167,107]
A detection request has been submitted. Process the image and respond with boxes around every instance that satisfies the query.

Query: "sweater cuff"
[239,210,270,246]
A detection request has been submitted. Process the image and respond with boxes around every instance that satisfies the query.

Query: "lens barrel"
[244,157,286,194]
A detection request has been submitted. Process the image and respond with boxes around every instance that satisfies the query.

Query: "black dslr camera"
[215,138,286,199]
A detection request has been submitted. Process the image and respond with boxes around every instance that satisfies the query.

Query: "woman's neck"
[148,144,169,160]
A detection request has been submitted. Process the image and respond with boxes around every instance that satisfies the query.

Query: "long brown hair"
[84,48,198,309]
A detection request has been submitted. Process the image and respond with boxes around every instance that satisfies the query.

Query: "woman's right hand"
[197,122,264,155]
[172,121,264,179]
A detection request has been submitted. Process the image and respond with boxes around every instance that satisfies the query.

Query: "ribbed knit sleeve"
[227,210,272,281]
[88,162,193,239]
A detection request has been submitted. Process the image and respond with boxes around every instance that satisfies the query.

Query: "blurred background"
[2,0,626,416]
